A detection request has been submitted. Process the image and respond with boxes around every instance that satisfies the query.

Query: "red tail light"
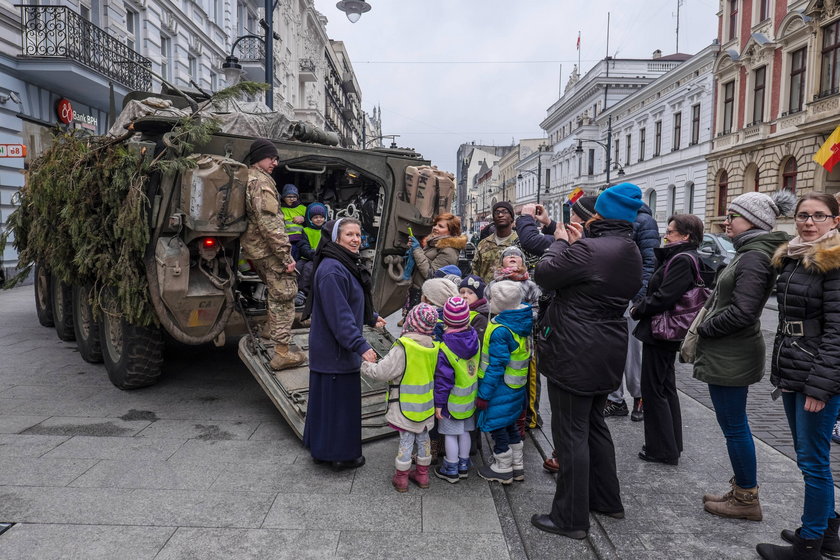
[202,237,217,249]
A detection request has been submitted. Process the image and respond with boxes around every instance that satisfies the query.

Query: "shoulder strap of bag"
[662,252,703,285]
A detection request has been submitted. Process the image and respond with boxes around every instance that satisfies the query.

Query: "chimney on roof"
[652,49,662,59]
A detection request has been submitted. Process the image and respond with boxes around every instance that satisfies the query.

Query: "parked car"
[697,233,735,287]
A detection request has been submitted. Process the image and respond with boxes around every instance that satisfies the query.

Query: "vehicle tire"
[50,273,75,342]
[72,284,103,363]
[34,263,54,327]
[99,311,164,389]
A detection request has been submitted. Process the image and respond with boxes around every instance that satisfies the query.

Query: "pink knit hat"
[443,296,470,328]
[402,303,438,336]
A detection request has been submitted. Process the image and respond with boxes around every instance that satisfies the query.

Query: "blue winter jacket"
[477,304,533,432]
[633,204,660,303]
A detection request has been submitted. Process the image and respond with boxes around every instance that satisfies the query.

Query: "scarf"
[732,228,766,250]
[314,241,375,326]
[786,229,838,259]
[493,266,530,282]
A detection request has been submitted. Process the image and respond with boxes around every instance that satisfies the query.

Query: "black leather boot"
[781,516,840,559]
[757,529,822,560]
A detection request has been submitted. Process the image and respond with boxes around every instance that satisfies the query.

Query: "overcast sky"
[312,0,719,173]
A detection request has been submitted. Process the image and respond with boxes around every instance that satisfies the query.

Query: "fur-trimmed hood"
[773,234,840,273]
[426,235,467,250]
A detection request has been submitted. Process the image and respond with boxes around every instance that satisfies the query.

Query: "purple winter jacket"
[434,327,480,418]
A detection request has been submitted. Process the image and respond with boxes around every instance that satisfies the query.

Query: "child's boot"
[409,457,431,489]
[434,459,460,484]
[392,459,411,493]
[478,449,514,485]
[458,457,471,479]
[510,442,525,482]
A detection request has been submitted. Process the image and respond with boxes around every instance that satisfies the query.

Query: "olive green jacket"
[693,231,789,387]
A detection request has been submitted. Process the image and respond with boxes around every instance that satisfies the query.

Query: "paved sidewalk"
[0,285,825,558]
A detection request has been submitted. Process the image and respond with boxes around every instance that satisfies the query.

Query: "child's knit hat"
[422,278,459,307]
[459,275,486,299]
[443,297,470,328]
[402,303,438,336]
[488,280,522,314]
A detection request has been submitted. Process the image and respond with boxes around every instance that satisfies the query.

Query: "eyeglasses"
[493,209,511,216]
[795,212,836,223]
[724,213,742,222]
[663,229,679,237]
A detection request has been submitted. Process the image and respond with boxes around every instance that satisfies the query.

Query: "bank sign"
[56,98,98,131]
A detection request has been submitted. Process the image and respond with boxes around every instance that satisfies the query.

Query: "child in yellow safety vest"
[294,202,327,305]
[458,274,489,344]
[433,297,480,483]
[476,280,534,485]
[360,303,439,493]
[280,184,307,259]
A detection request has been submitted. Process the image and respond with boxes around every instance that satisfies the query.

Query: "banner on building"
[814,125,840,173]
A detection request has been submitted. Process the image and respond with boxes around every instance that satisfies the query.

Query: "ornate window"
[782,157,797,192]
[672,112,682,151]
[717,171,729,215]
[639,128,646,162]
[654,121,662,156]
[752,66,766,124]
[820,20,840,98]
[691,103,701,144]
[790,47,807,113]
[729,0,738,41]
[723,81,735,133]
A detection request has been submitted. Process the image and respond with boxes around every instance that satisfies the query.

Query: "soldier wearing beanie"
[473,200,520,282]
[693,190,794,521]
[240,138,305,371]
[361,302,439,492]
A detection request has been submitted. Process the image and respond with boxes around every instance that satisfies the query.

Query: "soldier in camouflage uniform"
[472,201,520,283]
[241,138,307,371]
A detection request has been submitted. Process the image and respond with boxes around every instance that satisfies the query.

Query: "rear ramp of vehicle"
[238,326,397,442]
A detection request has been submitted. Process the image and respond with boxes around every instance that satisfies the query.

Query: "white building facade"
[597,45,717,232]
[539,55,690,223]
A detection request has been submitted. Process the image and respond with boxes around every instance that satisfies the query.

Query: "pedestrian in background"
[631,214,705,466]
[361,303,438,492]
[531,183,643,539]
[695,191,793,522]
[240,139,306,371]
[304,218,386,471]
[604,187,659,423]
[756,193,840,560]
[433,296,480,483]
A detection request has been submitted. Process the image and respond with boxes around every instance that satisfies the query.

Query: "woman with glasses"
[756,193,840,560]
[694,191,793,523]
[630,214,705,466]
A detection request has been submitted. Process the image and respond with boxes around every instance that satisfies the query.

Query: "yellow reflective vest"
[281,204,306,236]
[440,343,479,419]
[478,321,530,389]
[391,336,438,422]
[303,226,322,251]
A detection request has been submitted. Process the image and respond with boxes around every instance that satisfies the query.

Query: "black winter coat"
[515,215,555,257]
[631,242,701,350]
[771,236,840,402]
[534,219,642,396]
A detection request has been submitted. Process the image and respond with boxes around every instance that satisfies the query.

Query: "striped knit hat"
[443,296,470,328]
[402,303,438,336]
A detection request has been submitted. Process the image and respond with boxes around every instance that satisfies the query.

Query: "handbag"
[678,305,709,364]
[650,253,712,342]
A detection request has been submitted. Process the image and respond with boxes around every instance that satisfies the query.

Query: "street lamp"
[575,115,625,190]
[221,9,281,108]
[336,0,371,23]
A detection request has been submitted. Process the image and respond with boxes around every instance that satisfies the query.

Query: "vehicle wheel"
[34,263,54,327]
[50,273,75,342]
[72,284,103,363]
[99,311,164,389]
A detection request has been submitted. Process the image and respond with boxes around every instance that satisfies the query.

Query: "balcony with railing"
[233,35,265,83]
[299,58,317,83]
[17,5,153,101]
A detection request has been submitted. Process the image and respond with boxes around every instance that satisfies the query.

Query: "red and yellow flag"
[814,125,840,173]
[568,187,584,205]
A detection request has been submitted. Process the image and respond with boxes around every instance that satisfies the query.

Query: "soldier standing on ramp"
[241,138,307,371]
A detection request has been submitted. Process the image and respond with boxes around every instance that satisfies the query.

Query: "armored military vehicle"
[21,90,455,441]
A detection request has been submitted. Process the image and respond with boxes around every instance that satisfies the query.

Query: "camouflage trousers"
[252,255,297,346]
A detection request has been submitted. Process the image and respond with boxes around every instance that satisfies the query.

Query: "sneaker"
[631,398,644,422]
[603,400,629,417]
[832,420,840,444]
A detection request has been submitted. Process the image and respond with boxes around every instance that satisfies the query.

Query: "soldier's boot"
[269,345,307,371]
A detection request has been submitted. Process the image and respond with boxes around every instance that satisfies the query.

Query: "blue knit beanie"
[282,184,299,197]
[434,265,463,278]
[595,183,643,222]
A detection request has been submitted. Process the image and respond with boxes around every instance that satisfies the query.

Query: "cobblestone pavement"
[674,304,840,485]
